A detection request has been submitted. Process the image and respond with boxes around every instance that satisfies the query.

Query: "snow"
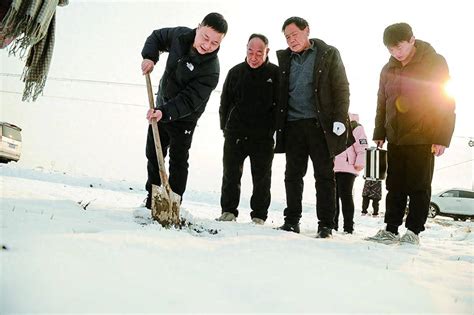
[1,164,473,313]
[1,0,473,313]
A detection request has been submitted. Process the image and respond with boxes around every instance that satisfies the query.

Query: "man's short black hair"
[201,12,228,35]
[281,16,309,32]
[383,22,413,47]
[248,33,268,46]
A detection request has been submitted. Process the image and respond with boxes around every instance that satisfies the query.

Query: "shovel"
[145,73,181,227]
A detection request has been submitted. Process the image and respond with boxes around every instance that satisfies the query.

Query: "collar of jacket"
[243,57,270,71]
[387,39,436,68]
[290,40,316,58]
[178,28,220,65]
[277,38,332,65]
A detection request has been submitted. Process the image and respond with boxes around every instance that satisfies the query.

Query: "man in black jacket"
[217,34,279,224]
[275,17,352,238]
[141,13,228,208]
[366,23,455,245]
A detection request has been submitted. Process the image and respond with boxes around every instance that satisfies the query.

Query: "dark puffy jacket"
[0,0,11,21]
[275,39,353,157]
[141,27,220,123]
[373,40,455,146]
[362,180,382,200]
[219,59,279,138]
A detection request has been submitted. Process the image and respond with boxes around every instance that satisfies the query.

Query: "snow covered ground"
[1,164,473,313]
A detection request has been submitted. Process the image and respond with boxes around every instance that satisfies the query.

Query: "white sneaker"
[251,218,265,225]
[400,230,420,245]
[216,212,236,222]
[365,229,400,245]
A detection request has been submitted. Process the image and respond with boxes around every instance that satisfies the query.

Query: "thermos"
[364,147,387,181]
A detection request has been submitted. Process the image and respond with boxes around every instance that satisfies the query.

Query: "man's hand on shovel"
[147,108,163,123]
[141,59,155,75]
[144,73,181,227]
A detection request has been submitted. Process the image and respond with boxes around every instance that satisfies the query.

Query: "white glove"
[333,122,346,136]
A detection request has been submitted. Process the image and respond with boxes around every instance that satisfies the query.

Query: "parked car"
[429,188,474,221]
[0,122,22,163]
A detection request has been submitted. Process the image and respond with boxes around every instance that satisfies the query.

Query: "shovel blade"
[151,184,181,227]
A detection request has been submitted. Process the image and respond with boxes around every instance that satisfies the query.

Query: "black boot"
[278,222,300,234]
[316,226,332,238]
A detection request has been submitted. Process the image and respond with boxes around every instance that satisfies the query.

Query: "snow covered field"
[1,164,473,313]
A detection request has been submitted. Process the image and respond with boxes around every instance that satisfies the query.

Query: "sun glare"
[444,79,457,100]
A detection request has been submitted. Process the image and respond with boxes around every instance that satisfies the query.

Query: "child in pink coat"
[333,113,368,233]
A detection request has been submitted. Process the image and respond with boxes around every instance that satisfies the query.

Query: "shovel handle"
[145,73,170,190]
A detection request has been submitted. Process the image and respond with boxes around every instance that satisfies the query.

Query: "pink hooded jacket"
[334,113,368,175]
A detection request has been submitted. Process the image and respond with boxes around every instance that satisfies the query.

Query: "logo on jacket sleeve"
[186,62,194,71]
[266,78,273,83]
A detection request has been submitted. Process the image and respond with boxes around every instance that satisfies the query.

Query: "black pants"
[334,172,356,232]
[283,119,336,230]
[220,134,274,220]
[384,144,434,234]
[362,196,379,214]
[145,121,196,199]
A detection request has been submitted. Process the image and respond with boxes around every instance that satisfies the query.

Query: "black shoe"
[278,222,300,234]
[343,226,353,234]
[316,227,332,238]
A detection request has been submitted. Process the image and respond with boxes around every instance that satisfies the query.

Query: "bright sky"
[2,0,471,135]
[1,0,472,187]
[65,0,472,137]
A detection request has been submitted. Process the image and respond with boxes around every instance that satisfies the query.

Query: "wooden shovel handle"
[145,73,170,189]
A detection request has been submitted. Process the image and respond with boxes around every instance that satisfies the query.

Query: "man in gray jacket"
[275,17,352,238]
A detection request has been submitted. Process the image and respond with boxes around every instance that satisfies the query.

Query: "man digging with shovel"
[141,13,228,226]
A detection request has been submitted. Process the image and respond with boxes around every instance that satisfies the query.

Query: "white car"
[0,122,22,163]
[429,188,474,221]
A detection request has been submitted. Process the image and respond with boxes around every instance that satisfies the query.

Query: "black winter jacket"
[141,27,220,123]
[373,40,455,146]
[219,59,279,138]
[362,180,382,200]
[275,39,352,157]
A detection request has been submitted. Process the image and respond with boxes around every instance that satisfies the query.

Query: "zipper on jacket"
[225,106,236,129]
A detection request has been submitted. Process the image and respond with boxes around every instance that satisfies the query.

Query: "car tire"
[428,203,439,218]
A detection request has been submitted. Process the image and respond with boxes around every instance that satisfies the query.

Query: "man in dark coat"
[141,13,228,208]
[366,22,455,245]
[275,17,352,238]
[216,34,279,224]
